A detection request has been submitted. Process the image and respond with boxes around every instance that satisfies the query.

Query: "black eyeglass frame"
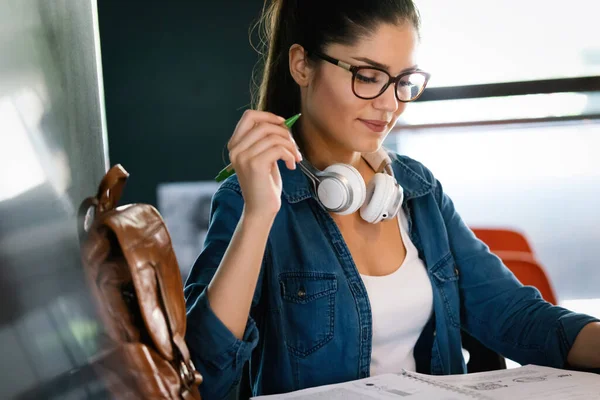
[311,51,431,103]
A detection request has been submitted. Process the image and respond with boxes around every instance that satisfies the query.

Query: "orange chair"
[471,228,558,304]
[471,228,533,254]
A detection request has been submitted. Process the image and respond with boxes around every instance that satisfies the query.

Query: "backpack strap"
[96,164,129,213]
[78,164,129,242]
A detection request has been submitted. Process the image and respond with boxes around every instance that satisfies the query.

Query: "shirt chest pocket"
[278,272,337,358]
[431,253,461,328]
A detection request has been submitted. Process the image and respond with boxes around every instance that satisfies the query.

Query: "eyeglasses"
[312,51,431,103]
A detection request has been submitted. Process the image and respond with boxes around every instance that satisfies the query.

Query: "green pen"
[214,112,302,182]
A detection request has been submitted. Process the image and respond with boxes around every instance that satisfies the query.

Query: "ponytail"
[251,0,300,120]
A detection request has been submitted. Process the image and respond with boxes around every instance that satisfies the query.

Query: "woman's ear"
[289,44,312,87]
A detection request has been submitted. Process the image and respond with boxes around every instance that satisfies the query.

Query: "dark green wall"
[98,1,264,205]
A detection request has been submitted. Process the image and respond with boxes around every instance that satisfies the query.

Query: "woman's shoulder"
[206,175,244,214]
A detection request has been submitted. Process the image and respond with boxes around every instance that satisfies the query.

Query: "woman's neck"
[295,122,374,176]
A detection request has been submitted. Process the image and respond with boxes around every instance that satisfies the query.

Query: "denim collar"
[279,150,434,204]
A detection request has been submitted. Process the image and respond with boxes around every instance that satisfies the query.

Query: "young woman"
[184,1,600,398]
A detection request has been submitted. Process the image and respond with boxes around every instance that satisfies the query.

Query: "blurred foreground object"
[78,164,202,399]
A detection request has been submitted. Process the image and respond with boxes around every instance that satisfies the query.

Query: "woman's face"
[303,22,419,155]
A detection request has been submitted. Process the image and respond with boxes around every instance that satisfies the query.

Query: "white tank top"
[359,208,434,375]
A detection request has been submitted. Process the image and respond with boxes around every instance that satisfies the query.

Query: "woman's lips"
[358,119,389,133]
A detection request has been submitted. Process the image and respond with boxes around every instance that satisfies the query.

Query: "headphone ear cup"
[360,173,399,223]
[320,163,366,215]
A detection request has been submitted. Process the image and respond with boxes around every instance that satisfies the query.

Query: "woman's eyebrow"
[351,56,418,72]
[352,56,389,70]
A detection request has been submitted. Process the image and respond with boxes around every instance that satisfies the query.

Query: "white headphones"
[298,148,404,224]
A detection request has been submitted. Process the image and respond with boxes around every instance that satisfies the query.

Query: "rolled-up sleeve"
[434,179,600,368]
[184,183,263,399]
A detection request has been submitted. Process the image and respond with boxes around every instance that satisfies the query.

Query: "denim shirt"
[184,152,598,399]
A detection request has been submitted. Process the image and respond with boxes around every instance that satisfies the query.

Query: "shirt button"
[455,268,459,276]
[297,288,306,297]
[433,330,437,337]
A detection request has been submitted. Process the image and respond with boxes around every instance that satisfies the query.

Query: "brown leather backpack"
[77,164,203,399]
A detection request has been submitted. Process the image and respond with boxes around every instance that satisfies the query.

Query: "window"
[416,0,600,87]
